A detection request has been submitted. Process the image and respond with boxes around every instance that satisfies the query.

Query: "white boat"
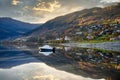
[39,45,55,52]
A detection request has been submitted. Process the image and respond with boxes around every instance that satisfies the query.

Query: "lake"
[0,43,120,80]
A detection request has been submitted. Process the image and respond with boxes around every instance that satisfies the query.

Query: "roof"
[39,45,53,49]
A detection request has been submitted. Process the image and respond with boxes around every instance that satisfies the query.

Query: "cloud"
[12,0,20,5]
[0,0,120,23]
[100,0,120,3]
[32,0,61,12]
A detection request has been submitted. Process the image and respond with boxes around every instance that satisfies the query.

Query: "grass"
[77,40,120,44]
[94,48,117,53]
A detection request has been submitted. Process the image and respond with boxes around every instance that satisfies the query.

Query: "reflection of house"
[64,36,71,40]
[64,46,72,51]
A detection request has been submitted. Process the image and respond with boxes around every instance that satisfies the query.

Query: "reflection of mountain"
[0,45,120,80]
[0,45,39,68]
[18,45,120,80]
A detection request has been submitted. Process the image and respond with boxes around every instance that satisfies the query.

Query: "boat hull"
[40,47,55,52]
[40,49,53,52]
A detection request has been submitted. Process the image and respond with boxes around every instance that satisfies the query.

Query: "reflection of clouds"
[0,63,105,80]
[33,74,60,80]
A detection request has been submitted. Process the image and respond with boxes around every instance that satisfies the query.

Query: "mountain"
[23,3,120,42]
[0,17,40,40]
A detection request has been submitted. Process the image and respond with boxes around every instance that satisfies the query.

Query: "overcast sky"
[0,0,119,23]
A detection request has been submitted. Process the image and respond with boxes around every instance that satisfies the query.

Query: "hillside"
[0,17,40,40]
[22,3,120,42]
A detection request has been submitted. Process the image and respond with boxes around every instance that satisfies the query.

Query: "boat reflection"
[38,45,55,56]
[39,51,53,56]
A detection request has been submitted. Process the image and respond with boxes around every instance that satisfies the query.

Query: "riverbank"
[62,42,120,52]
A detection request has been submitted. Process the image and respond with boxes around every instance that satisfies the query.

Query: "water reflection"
[0,44,120,80]
[39,51,53,56]
[0,45,39,68]
[63,47,120,65]
[0,63,104,80]
[60,46,120,80]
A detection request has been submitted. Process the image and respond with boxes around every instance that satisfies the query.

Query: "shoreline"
[62,42,120,52]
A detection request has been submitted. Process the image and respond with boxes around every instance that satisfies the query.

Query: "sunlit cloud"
[100,0,120,3]
[12,0,20,5]
[0,0,119,23]
[32,0,61,12]
[34,7,84,23]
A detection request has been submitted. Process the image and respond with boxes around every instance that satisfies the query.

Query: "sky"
[0,0,120,23]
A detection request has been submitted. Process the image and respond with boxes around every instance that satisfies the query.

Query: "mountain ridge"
[14,3,120,42]
[0,17,40,40]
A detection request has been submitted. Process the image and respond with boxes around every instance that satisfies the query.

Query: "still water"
[0,44,120,80]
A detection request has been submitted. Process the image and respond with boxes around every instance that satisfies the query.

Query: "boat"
[39,45,55,52]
